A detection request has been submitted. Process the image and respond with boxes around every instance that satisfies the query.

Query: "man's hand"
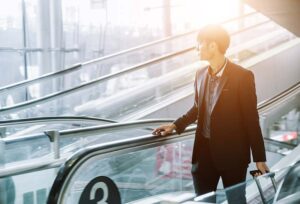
[255,162,270,176]
[152,123,177,136]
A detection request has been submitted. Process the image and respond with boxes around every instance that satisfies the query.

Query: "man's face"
[195,40,215,61]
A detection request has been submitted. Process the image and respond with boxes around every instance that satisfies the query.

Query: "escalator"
[0,80,299,204]
[0,9,299,203]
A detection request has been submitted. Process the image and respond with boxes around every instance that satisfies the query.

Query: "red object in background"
[271,131,298,142]
[282,131,297,141]
[156,143,193,179]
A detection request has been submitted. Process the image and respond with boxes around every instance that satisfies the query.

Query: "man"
[153,25,269,203]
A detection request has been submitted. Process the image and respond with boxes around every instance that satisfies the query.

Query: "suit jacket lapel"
[197,68,208,109]
[211,61,231,113]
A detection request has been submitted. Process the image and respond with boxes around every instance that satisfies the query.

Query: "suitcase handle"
[250,170,262,177]
[250,170,273,177]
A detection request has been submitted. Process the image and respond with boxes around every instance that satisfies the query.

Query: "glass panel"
[0,168,59,204]
[0,51,24,91]
[4,127,151,164]
[5,135,51,163]
[24,0,39,49]
[275,161,300,203]
[0,0,23,48]
[59,139,195,203]
[264,139,296,157]
[269,107,300,147]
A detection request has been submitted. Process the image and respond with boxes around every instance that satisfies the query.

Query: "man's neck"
[208,55,226,75]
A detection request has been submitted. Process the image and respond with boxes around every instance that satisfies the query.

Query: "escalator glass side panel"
[51,138,195,204]
[0,168,59,204]
[274,160,300,203]
[3,128,150,165]
[263,92,300,150]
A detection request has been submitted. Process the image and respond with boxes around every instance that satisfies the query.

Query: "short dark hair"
[197,25,230,54]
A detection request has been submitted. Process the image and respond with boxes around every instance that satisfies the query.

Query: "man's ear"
[209,41,217,50]
[210,41,221,53]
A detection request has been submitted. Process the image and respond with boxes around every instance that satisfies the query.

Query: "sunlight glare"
[180,0,241,27]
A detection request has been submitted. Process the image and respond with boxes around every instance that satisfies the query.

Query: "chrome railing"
[0,116,116,128]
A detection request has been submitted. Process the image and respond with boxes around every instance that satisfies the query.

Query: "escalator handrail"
[264,137,297,149]
[0,20,272,114]
[0,12,257,94]
[0,123,195,178]
[0,116,117,128]
[2,119,175,144]
[258,81,300,111]
[58,119,174,137]
[0,64,81,94]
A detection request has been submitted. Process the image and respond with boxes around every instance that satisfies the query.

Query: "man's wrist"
[171,123,177,130]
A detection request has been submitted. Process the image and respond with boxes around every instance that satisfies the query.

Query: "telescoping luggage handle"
[250,170,277,204]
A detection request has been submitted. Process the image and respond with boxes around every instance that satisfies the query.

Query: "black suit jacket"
[174,60,266,170]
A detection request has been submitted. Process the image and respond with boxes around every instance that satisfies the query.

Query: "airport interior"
[0,0,300,203]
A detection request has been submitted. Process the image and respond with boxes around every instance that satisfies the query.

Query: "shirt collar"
[208,58,228,78]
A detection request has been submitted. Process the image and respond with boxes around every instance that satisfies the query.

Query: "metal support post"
[45,130,60,159]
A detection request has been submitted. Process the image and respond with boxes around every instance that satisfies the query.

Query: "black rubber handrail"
[2,119,175,144]
[0,116,117,128]
[264,137,297,149]
[258,81,300,110]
